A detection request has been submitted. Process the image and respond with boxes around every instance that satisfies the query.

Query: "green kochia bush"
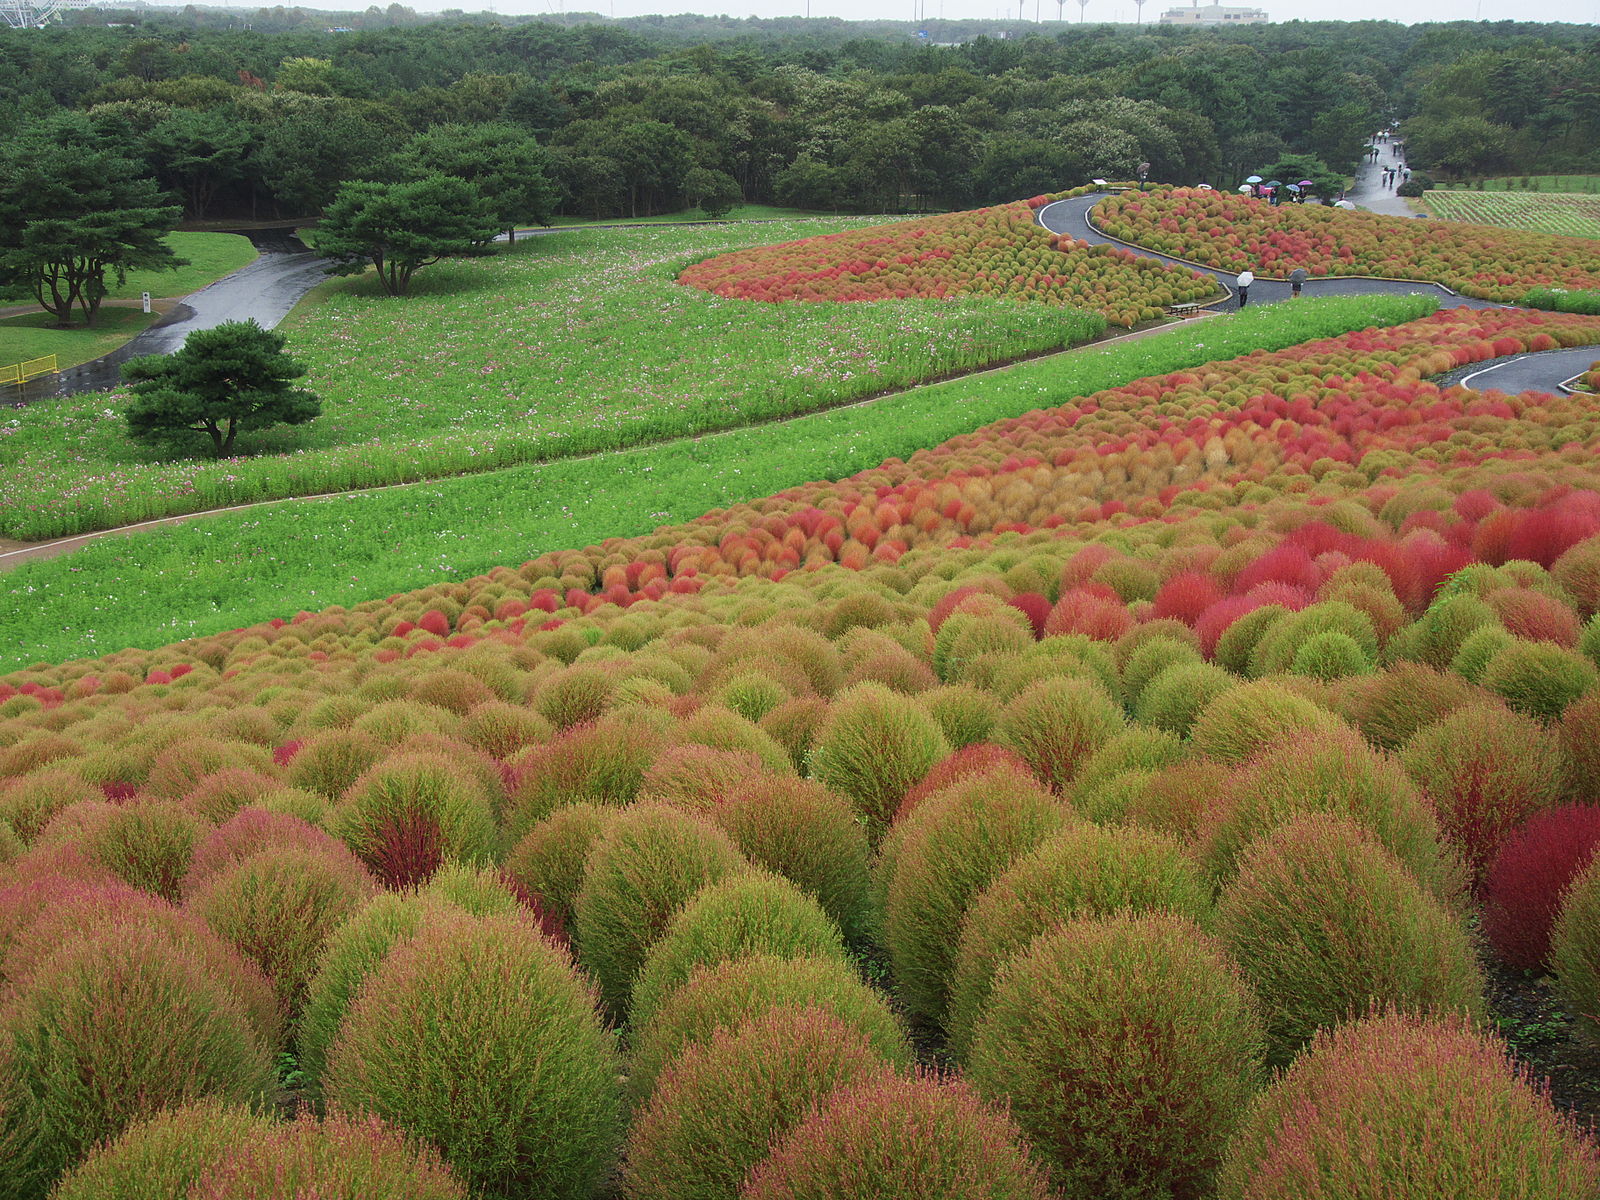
[620,1005,901,1200]
[35,798,208,901]
[882,771,1067,1029]
[322,910,623,1200]
[1190,680,1350,765]
[994,676,1125,792]
[0,923,277,1200]
[572,803,748,1017]
[327,751,497,888]
[501,803,616,935]
[1552,853,1600,1042]
[1216,1012,1600,1199]
[48,1099,274,1200]
[626,953,909,1112]
[808,682,950,842]
[945,822,1214,1060]
[1480,638,1598,722]
[1205,728,1464,907]
[1216,814,1485,1066]
[185,1110,470,1199]
[628,871,848,1032]
[740,1071,1053,1200]
[1134,660,1235,736]
[967,912,1265,1200]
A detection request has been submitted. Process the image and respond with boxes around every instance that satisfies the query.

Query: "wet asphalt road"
[1034,194,1503,311]
[8,229,330,404]
[1452,347,1600,394]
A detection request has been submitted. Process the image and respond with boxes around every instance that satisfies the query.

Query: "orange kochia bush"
[678,187,1218,328]
[1096,188,1600,301]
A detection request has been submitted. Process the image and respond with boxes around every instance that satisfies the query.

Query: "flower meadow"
[0,220,1099,543]
[679,186,1220,328]
[1096,187,1600,301]
[5,300,1600,1196]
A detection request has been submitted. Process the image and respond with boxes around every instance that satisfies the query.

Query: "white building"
[1160,2,1268,23]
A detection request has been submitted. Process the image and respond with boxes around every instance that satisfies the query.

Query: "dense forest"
[0,11,1597,222]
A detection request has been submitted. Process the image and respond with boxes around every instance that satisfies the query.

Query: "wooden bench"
[1168,302,1202,317]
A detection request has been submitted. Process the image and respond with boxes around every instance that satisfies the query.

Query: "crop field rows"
[5,191,1600,1199]
[1423,191,1600,241]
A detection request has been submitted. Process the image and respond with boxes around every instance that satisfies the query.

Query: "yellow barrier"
[1,355,58,386]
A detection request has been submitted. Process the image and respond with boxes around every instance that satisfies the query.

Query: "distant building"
[1160,2,1268,22]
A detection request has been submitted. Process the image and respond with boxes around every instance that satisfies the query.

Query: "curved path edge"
[1036,194,1498,311]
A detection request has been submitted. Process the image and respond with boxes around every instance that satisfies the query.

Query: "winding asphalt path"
[1453,347,1600,394]
[10,229,330,404]
[1035,193,1501,311]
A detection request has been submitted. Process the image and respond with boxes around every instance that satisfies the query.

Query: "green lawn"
[1433,175,1600,194]
[0,219,1100,541]
[0,308,157,372]
[109,231,258,300]
[0,293,1437,672]
[1423,190,1600,240]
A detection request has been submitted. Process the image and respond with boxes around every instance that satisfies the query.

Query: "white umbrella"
[1333,199,1357,210]
[1238,184,1253,193]
[1196,183,1214,190]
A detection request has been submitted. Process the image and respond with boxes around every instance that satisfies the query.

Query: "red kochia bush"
[184,807,350,896]
[329,751,497,888]
[0,922,276,1198]
[894,743,1036,824]
[1481,805,1600,971]
[1216,1012,1600,1199]
[740,1070,1053,1200]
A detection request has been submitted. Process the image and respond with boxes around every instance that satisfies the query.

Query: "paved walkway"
[1451,347,1600,394]
[1035,193,1496,308]
[1346,135,1416,218]
[7,230,329,404]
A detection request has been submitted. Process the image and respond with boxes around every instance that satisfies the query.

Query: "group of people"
[1382,165,1411,190]
[1233,267,1308,308]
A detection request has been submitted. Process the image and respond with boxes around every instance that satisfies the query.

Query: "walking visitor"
[1236,269,1254,308]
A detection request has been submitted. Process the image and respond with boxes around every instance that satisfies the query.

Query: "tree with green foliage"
[391,122,557,243]
[315,174,498,296]
[0,115,184,327]
[682,166,742,219]
[122,320,320,457]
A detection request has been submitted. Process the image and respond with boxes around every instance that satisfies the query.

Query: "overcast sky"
[447,0,1597,33]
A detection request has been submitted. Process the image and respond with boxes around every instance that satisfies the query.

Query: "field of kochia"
[4,195,1600,1199]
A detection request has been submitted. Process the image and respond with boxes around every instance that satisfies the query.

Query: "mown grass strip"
[0,293,1436,672]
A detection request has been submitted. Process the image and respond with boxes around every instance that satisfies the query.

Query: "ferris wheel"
[1,0,96,29]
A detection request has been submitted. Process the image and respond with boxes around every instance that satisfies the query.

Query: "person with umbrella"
[1245,174,1263,197]
[1265,180,1285,206]
[1236,269,1254,308]
[1289,266,1308,298]
[1298,180,1316,203]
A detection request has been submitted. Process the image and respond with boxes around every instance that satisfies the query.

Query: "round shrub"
[184,807,349,896]
[1337,661,1482,750]
[639,744,768,812]
[967,912,1265,1200]
[1402,703,1566,887]
[715,671,792,723]
[0,767,100,844]
[1134,659,1236,736]
[919,684,997,748]
[1069,726,1185,799]
[758,696,829,770]
[630,871,848,1031]
[894,742,1035,824]
[49,1099,272,1200]
[883,771,1067,1029]
[189,844,379,1014]
[1482,805,1600,971]
[182,767,285,824]
[328,751,497,888]
[678,705,793,775]
[187,1110,469,1199]
[1288,630,1373,680]
[1190,681,1350,766]
[1215,1011,1600,1200]
[36,798,207,901]
[533,663,616,729]
[1207,727,1463,906]
[1120,635,1203,706]
[1212,604,1290,675]
[1217,813,1485,1066]
[1553,532,1600,616]
[1561,691,1600,802]
[1552,852,1600,1041]
[740,1070,1052,1200]
[1251,602,1379,677]
[323,910,623,1200]
[620,1005,900,1200]
[1450,622,1517,683]
[286,729,385,800]
[504,716,665,842]
[460,701,553,760]
[501,803,615,935]
[945,822,1214,1059]
[626,953,909,1112]
[808,683,950,841]
[1481,638,1598,722]
[145,738,273,800]
[712,775,873,943]
[1412,592,1499,668]
[0,923,276,1199]
[572,803,748,1017]
[994,676,1124,792]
